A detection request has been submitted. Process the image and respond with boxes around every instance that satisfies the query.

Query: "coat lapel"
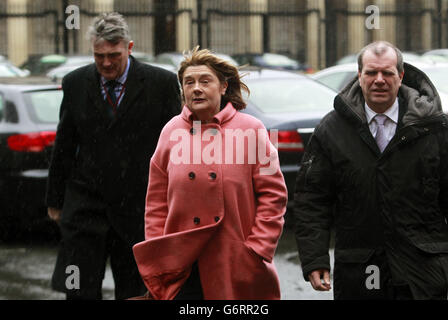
[85,64,115,123]
[109,57,145,128]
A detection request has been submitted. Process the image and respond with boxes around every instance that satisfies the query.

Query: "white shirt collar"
[365,98,399,124]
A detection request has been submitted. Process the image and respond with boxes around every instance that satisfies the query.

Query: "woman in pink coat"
[133,47,288,300]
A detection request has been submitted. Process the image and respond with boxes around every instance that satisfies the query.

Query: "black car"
[240,69,336,206]
[0,77,62,239]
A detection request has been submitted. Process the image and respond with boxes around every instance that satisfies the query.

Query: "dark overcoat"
[294,63,448,299]
[46,56,181,292]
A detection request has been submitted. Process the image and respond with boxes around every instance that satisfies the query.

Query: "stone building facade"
[2,0,448,70]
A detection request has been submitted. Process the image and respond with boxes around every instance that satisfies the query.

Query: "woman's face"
[182,65,228,122]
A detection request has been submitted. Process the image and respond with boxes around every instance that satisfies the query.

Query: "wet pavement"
[0,228,334,300]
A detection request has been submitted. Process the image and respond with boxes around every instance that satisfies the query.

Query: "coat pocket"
[226,240,280,299]
[243,242,264,263]
[333,248,384,299]
[228,240,265,270]
[407,220,448,254]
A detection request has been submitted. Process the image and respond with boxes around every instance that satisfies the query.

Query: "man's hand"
[48,207,62,223]
[308,269,332,291]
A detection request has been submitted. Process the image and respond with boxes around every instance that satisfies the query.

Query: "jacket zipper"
[302,155,314,186]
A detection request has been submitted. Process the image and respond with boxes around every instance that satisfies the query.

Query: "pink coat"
[133,103,288,300]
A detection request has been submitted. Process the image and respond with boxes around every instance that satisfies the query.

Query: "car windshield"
[247,78,336,113]
[22,89,63,123]
[315,71,356,91]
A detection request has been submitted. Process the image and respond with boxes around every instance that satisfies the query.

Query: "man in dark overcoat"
[294,41,448,299]
[46,12,181,299]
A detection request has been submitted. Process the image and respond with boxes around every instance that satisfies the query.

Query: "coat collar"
[335,62,445,127]
[181,102,237,126]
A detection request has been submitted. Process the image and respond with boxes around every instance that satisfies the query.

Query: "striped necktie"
[106,80,118,105]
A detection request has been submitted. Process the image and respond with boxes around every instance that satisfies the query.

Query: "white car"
[0,61,30,78]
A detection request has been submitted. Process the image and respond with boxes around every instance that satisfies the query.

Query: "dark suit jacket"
[46,56,181,245]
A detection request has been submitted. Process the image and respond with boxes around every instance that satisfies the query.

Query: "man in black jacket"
[46,12,181,299]
[293,41,448,299]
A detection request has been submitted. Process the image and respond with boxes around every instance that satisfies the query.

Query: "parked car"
[155,51,239,70]
[45,55,94,81]
[335,51,424,65]
[311,63,358,92]
[311,61,448,113]
[47,61,176,81]
[335,53,358,65]
[420,49,448,63]
[422,49,448,59]
[144,62,177,73]
[57,55,94,67]
[240,69,336,204]
[0,77,62,239]
[46,53,171,81]
[0,60,30,78]
[20,54,68,76]
[131,51,155,63]
[233,53,313,73]
[415,63,448,107]
[24,52,154,77]
[46,62,91,81]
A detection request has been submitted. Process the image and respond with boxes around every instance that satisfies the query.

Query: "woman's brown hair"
[178,46,249,110]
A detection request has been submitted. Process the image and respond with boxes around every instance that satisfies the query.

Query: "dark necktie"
[106,80,118,106]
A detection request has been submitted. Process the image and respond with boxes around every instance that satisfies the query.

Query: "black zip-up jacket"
[293,63,448,299]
